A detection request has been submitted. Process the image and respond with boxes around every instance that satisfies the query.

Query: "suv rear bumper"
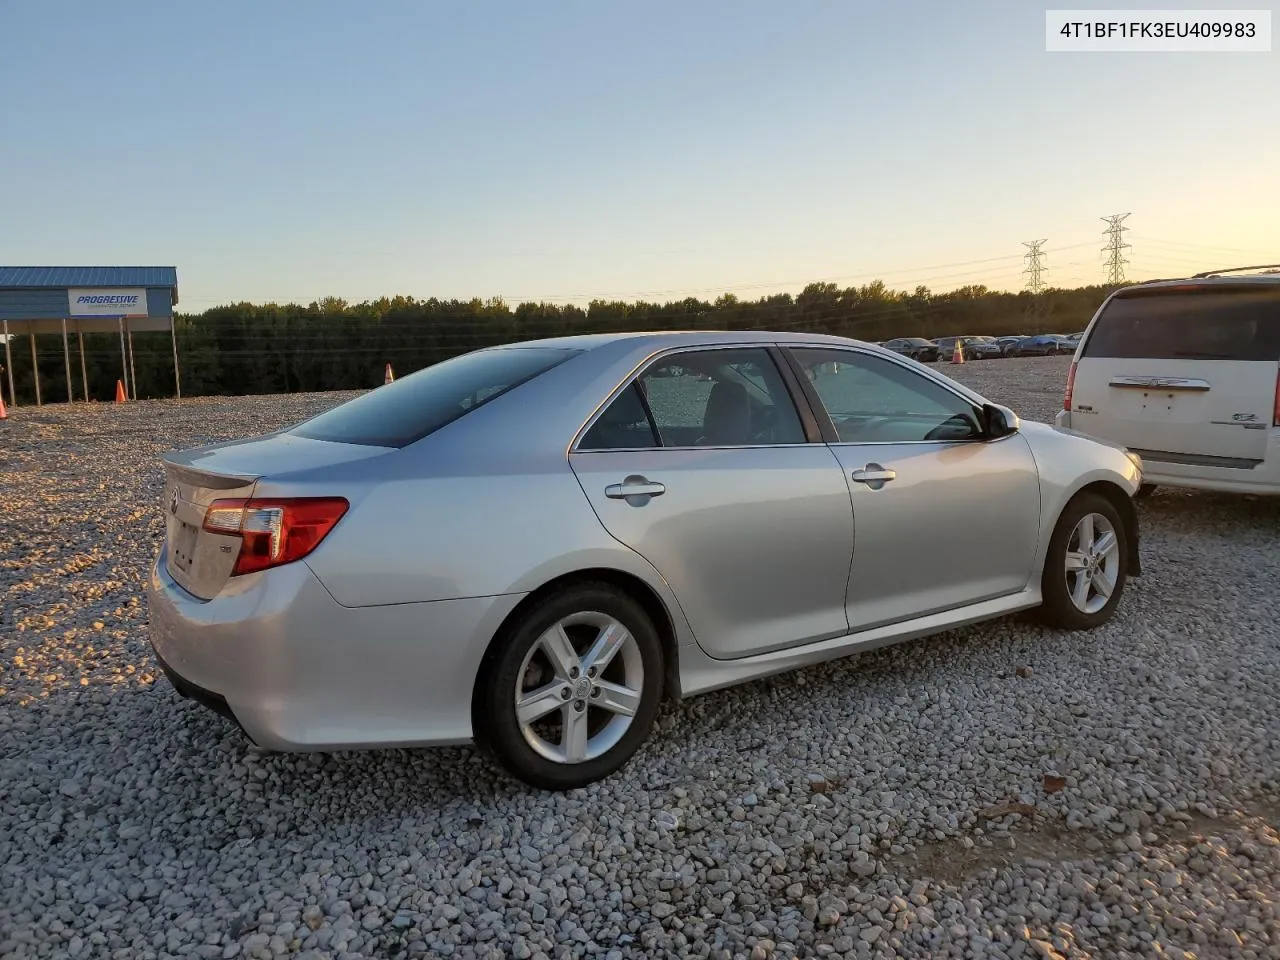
[1056,410,1280,495]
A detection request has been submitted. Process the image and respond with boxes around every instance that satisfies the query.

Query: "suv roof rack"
[1190,263,1280,279]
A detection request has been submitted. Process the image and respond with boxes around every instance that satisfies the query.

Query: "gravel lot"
[2,355,1278,960]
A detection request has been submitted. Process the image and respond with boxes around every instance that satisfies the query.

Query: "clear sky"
[1,0,1276,310]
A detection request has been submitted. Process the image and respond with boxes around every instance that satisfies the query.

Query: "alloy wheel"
[514,611,644,764]
[1064,512,1121,614]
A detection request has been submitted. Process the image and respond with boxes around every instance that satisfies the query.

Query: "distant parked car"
[934,336,1003,360]
[1008,335,1072,357]
[881,337,940,363]
[994,336,1027,356]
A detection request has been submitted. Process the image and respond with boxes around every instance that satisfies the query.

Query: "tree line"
[5,280,1119,403]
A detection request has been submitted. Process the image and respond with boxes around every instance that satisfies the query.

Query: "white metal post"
[126,318,137,400]
[170,317,182,399]
[30,333,41,406]
[2,318,13,407]
[61,318,73,403]
[78,329,89,401]
[117,317,130,399]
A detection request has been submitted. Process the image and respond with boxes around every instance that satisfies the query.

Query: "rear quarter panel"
[288,348,699,648]
[302,459,682,614]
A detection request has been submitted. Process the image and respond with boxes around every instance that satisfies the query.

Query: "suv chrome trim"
[1128,447,1263,470]
[1108,376,1211,392]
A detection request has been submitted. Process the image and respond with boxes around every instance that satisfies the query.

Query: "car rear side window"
[578,384,659,450]
[1083,287,1280,361]
[290,347,579,447]
[578,347,807,449]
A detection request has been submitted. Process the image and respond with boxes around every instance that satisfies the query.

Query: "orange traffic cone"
[0,393,7,420]
[114,379,127,403]
[384,363,395,385]
[951,340,965,364]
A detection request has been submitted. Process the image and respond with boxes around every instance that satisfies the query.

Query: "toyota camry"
[148,331,1143,790]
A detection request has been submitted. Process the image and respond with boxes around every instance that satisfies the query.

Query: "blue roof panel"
[0,266,178,289]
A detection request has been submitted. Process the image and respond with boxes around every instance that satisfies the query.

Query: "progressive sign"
[67,288,148,317]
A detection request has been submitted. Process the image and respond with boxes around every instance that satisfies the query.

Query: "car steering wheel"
[923,413,978,442]
[750,406,778,444]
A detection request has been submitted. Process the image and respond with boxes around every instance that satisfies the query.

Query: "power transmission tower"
[1022,239,1048,294]
[1101,213,1131,284]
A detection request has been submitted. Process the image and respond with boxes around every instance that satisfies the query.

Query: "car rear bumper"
[147,547,525,750]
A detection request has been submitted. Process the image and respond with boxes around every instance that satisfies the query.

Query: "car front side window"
[789,348,983,444]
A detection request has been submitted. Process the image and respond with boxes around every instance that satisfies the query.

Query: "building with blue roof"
[0,266,180,406]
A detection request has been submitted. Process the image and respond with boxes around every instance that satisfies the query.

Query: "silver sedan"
[147,331,1144,790]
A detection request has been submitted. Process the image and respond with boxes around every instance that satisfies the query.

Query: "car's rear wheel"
[473,583,664,790]
[1038,492,1128,631]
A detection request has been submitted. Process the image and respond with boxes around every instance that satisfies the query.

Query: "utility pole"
[1022,239,1048,294]
[1101,213,1131,285]
[1021,239,1050,332]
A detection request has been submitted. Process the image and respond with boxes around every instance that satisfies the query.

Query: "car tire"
[473,582,664,791]
[1037,492,1129,631]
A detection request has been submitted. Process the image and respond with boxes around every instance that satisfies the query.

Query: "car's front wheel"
[473,583,664,790]
[1038,492,1129,630]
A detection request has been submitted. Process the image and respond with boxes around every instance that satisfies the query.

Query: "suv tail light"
[203,498,349,575]
[1064,361,1078,412]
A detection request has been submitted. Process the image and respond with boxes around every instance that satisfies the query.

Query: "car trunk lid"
[160,432,391,600]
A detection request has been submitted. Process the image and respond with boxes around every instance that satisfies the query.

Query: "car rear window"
[1083,286,1280,361]
[290,347,579,447]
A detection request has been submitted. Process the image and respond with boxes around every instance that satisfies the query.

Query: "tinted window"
[633,348,806,447]
[579,384,659,450]
[291,347,578,447]
[790,348,982,443]
[1084,286,1280,361]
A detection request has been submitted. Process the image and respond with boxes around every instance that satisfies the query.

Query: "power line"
[1101,214,1132,285]
[1022,240,1048,294]
[1128,235,1277,258]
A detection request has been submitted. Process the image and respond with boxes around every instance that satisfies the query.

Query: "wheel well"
[1072,480,1142,577]
[478,569,683,706]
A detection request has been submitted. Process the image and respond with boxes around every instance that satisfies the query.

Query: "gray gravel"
[2,355,1278,960]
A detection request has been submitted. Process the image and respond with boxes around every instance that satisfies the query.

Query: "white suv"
[1055,266,1280,496]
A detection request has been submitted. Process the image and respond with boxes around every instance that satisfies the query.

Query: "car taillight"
[1064,361,1077,412]
[203,498,349,576]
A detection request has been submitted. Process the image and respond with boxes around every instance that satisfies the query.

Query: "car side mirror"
[982,403,1019,438]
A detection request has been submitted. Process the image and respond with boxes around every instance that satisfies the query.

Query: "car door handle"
[851,464,896,487]
[605,478,666,499]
